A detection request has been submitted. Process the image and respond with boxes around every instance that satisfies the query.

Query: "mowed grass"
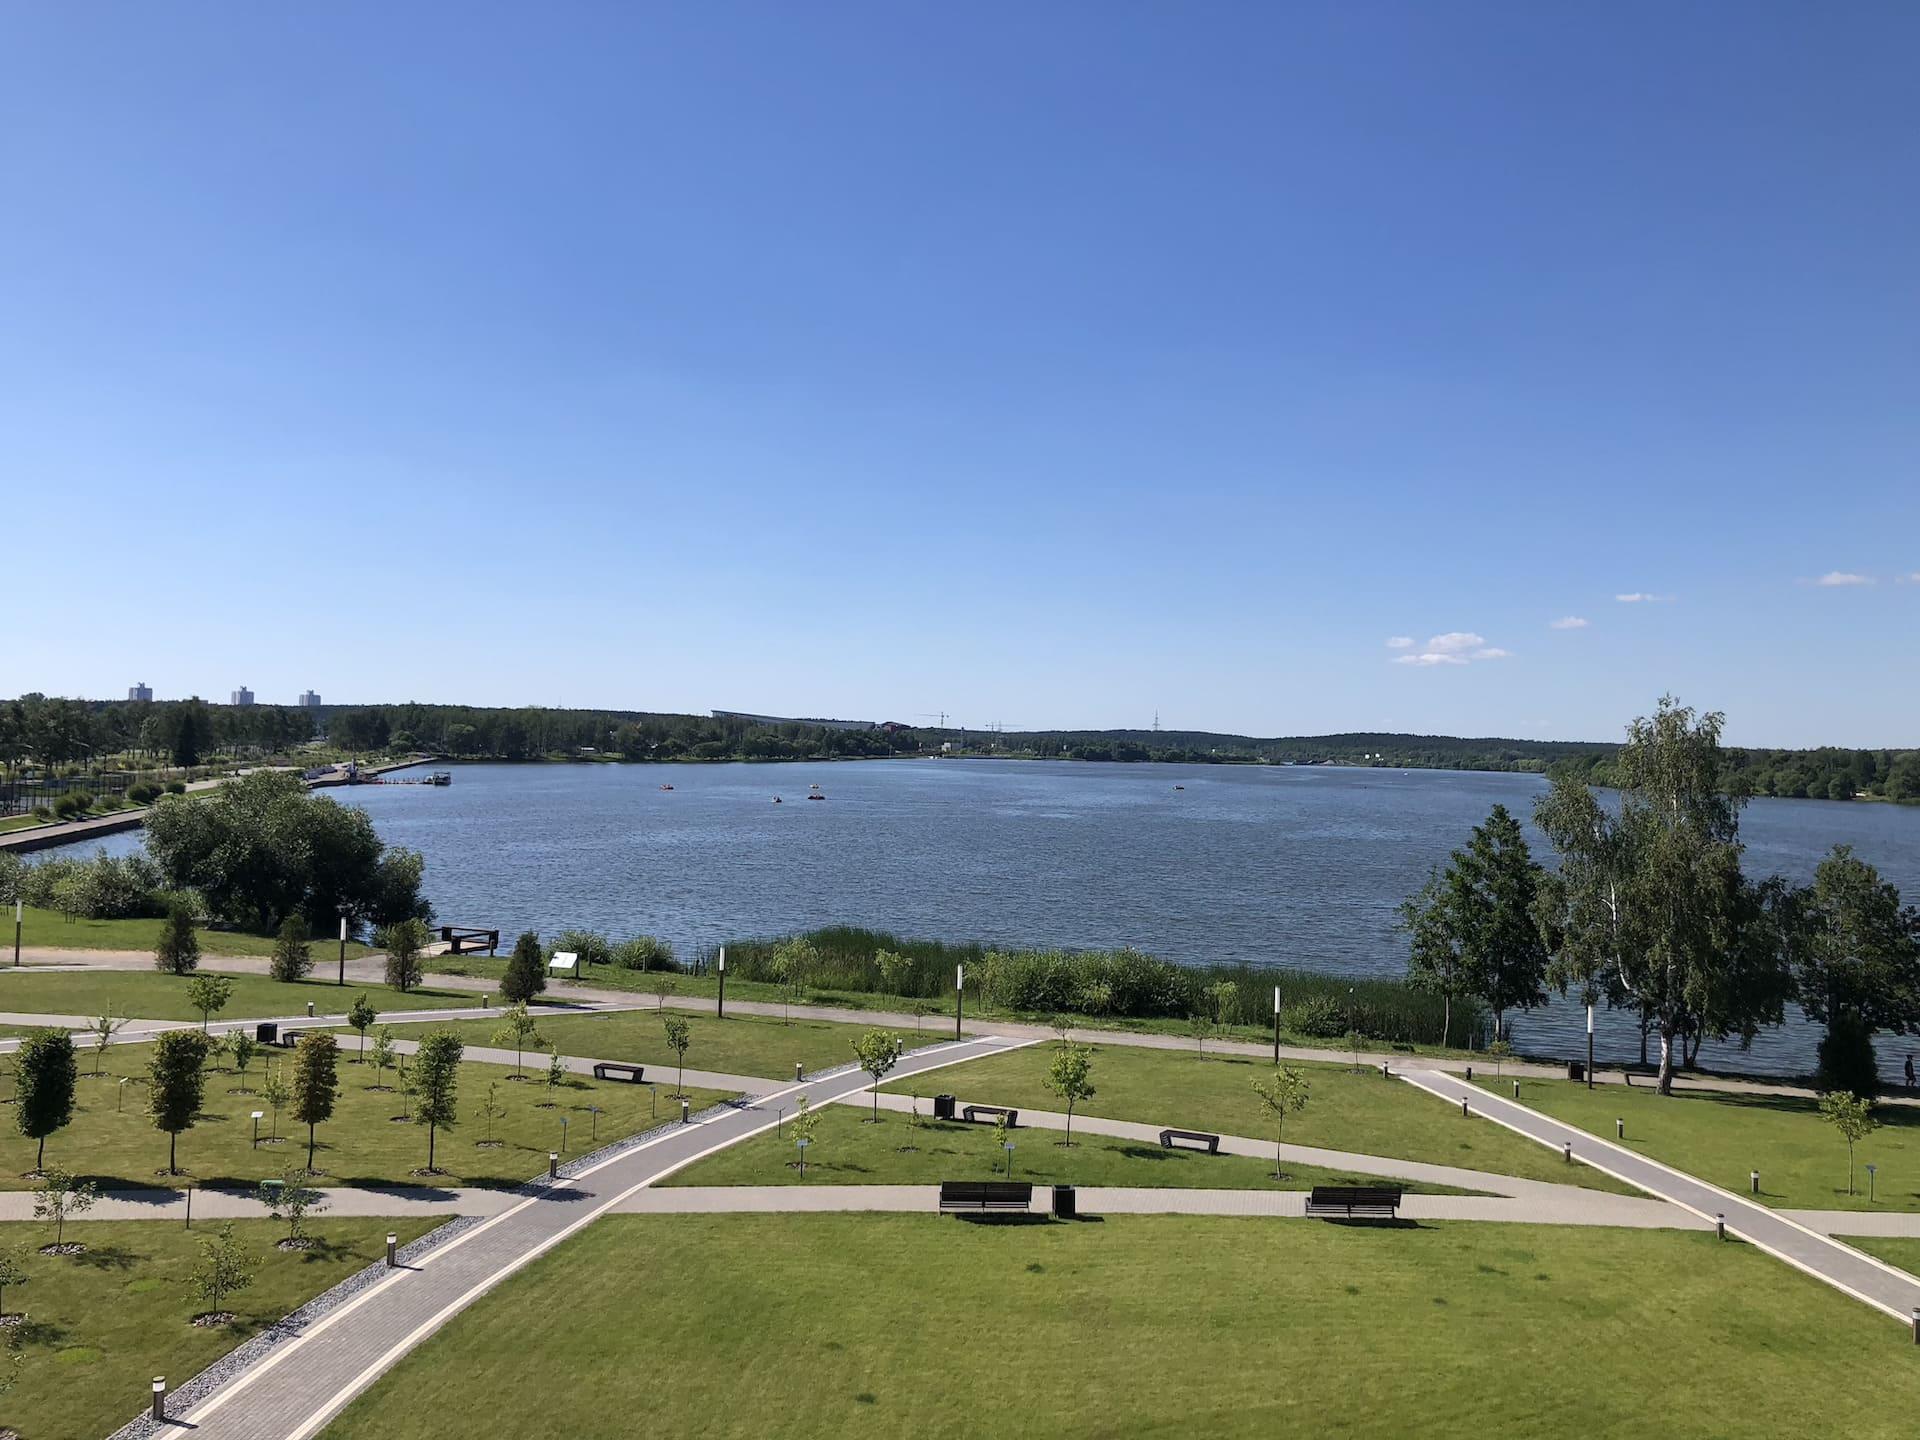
[882,1043,1632,1193]
[427,1008,931,1081]
[327,1214,1920,1439]
[0,1216,434,1440]
[1,1041,731,1191]
[12,902,377,959]
[1853,1237,1920,1276]
[0,969,479,1022]
[663,1106,1485,1193]
[1473,1075,1920,1212]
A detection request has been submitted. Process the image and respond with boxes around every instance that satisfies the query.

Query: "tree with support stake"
[346,994,377,1061]
[91,1013,127,1076]
[33,1164,98,1249]
[851,1028,898,1122]
[663,1014,693,1097]
[1252,1066,1312,1181]
[1819,1090,1877,1196]
[413,1030,464,1173]
[493,1003,544,1079]
[1043,1040,1095,1145]
[290,1033,339,1175]
[185,974,233,1033]
[148,1030,210,1175]
[189,1223,255,1319]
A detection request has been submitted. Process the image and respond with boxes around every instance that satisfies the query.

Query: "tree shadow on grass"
[70,1244,140,1272]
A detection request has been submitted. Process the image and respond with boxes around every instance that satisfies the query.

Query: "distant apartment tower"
[128,681,153,702]
[298,690,322,707]
[231,685,255,707]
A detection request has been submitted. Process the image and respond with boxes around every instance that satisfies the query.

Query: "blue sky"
[3,4,1915,746]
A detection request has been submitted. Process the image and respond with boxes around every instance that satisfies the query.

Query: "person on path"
[1906,1054,1915,1092]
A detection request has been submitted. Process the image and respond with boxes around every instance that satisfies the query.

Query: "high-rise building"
[231,686,255,706]
[298,690,322,707]
[128,681,153,702]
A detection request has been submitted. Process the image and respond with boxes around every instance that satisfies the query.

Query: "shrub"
[1283,995,1345,1039]
[165,781,187,795]
[1816,1011,1879,1098]
[127,783,159,805]
[548,929,612,971]
[612,935,679,972]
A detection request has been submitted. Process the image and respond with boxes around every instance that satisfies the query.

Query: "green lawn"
[880,1043,1631,1194]
[663,1105,1484,1193]
[426,1008,929,1081]
[0,969,478,1022]
[326,1214,1920,1439]
[0,1216,435,1440]
[1852,1237,1920,1276]
[3,1040,731,1191]
[10,903,377,959]
[1473,1075,1920,1212]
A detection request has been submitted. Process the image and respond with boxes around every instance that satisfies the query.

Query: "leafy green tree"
[1188,1012,1216,1055]
[1043,1040,1095,1145]
[650,972,679,1011]
[1791,845,1920,1097]
[1252,1066,1312,1179]
[492,1003,544,1079]
[149,1029,210,1174]
[1534,698,1794,1094]
[1487,1037,1513,1075]
[13,1028,77,1172]
[663,1014,693,1096]
[261,1061,291,1141]
[850,1028,898,1121]
[270,914,313,981]
[189,1223,255,1315]
[155,896,200,975]
[346,994,378,1059]
[186,974,234,1031]
[1819,1091,1877,1195]
[379,918,429,992]
[875,948,913,996]
[1206,980,1239,1026]
[790,1095,818,1174]
[225,1031,260,1091]
[257,1163,329,1245]
[290,1033,339,1173]
[545,1047,566,1093]
[413,1030,464,1172]
[32,1163,98,1246]
[500,931,547,1004]
[368,1026,397,1088]
[0,1244,28,1319]
[770,938,819,1024]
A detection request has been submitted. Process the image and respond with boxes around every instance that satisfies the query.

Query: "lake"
[61,758,1920,1080]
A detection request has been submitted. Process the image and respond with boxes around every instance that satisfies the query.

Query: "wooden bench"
[937,1180,1033,1215]
[961,1105,1018,1127]
[592,1062,644,1083]
[277,1028,302,1049]
[1305,1185,1403,1220]
[1159,1128,1221,1155]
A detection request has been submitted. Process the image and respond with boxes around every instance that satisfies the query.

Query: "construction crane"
[916,712,949,730]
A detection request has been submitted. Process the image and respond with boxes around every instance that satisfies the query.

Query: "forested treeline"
[0,693,315,767]
[1553,744,1920,803]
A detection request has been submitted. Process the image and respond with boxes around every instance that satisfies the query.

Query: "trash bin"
[932,1094,957,1122]
[256,1022,278,1045]
[1567,1060,1585,1083]
[1052,1184,1076,1220]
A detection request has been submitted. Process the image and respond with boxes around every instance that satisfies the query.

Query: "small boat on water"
[1174,785,1184,791]
[772,796,782,804]
[659,784,674,791]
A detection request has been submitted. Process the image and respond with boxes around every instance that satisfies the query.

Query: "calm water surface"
[68,759,1920,1078]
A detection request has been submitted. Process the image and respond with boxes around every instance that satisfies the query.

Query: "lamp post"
[955,964,965,1042]
[559,1115,568,1154]
[1586,1002,1595,1090]
[386,1232,399,1267]
[338,911,349,986]
[12,897,19,967]
[716,946,726,1021]
[1272,985,1281,1064]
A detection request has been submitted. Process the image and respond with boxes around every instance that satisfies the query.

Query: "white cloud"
[1549,616,1589,630]
[1615,592,1672,604]
[1385,636,1414,649]
[1391,631,1510,667]
[1814,571,1874,587]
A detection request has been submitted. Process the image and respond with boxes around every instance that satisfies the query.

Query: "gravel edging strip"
[106,1215,482,1440]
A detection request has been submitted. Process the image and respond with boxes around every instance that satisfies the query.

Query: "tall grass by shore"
[703,926,1487,1050]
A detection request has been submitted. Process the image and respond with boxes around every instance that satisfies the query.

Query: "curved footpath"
[157,1033,1034,1440]
[1401,1068,1920,1325]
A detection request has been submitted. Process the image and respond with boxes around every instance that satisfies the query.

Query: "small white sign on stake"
[548,950,579,977]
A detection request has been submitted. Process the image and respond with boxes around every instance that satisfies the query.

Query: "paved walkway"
[1398,1068,1920,1325]
[618,1184,1701,1228]
[165,1032,1034,1440]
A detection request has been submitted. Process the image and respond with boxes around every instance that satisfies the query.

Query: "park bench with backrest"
[1159,1128,1220,1154]
[592,1062,644,1083]
[961,1105,1018,1127]
[937,1180,1034,1215]
[1304,1185,1403,1220]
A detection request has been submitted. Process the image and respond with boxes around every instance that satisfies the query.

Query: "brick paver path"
[166,1033,1032,1440]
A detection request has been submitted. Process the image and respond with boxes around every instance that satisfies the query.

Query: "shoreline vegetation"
[6,694,1916,809]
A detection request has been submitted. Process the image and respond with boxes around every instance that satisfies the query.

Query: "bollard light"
[559,1116,569,1153]
[795,1062,804,1082]
[680,1097,691,1125]
[1380,1061,1390,1079]
[1868,1163,1878,1203]
[549,1151,559,1179]
[1460,1097,1469,1118]
[1465,1065,1473,1082]
[386,1232,399,1267]
[152,1378,167,1422]
[1562,1142,1572,1164]
[1912,1306,1920,1346]
[1751,1169,1760,1196]
[1512,1081,1520,1099]
[1716,1214,1726,1241]
[1617,1118,1624,1140]
[307,1001,315,1018]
